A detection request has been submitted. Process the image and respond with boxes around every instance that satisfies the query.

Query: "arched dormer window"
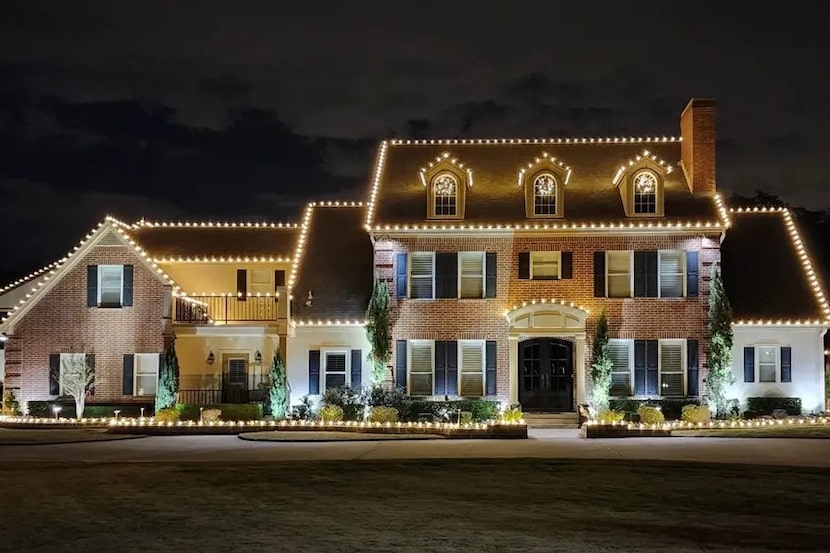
[632,170,658,214]
[612,149,672,217]
[518,152,570,218]
[420,152,472,219]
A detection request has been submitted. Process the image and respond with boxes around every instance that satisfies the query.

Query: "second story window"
[433,173,458,217]
[633,171,658,214]
[98,265,124,307]
[409,252,435,299]
[533,173,557,216]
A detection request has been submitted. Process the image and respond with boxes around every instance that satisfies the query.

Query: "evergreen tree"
[590,310,613,415]
[365,276,391,385]
[155,337,180,412]
[707,263,734,418]
[267,348,290,419]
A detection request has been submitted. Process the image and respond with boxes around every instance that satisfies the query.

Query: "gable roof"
[721,207,830,324]
[366,138,723,229]
[290,202,373,323]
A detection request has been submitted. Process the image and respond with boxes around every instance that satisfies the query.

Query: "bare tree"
[58,354,96,419]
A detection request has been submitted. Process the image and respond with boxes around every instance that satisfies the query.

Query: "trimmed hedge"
[746,397,802,416]
[403,399,500,422]
[610,398,700,421]
[175,403,264,421]
[26,401,153,418]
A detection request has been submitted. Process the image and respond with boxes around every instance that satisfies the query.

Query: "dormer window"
[533,173,557,215]
[613,149,672,217]
[420,152,471,219]
[433,173,458,216]
[633,171,658,214]
[518,153,570,219]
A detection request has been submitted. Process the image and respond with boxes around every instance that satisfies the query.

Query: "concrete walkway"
[1,428,829,467]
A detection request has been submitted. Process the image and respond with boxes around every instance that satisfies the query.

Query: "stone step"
[523,412,580,429]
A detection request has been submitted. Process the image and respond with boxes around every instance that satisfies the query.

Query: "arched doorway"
[519,338,574,411]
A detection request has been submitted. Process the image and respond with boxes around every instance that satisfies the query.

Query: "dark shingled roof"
[721,211,825,321]
[127,225,299,258]
[292,207,373,320]
[372,141,720,225]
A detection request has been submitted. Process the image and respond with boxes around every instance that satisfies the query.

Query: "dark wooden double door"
[519,338,574,412]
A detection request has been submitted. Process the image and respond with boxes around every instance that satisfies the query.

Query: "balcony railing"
[175,296,280,324]
[179,372,269,405]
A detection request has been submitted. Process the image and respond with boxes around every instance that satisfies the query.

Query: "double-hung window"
[459,252,485,298]
[323,351,348,389]
[408,341,434,396]
[606,251,632,298]
[459,340,485,396]
[757,346,778,383]
[658,250,685,298]
[250,269,273,295]
[98,265,124,307]
[659,341,684,396]
[409,253,435,299]
[134,353,160,396]
[530,251,560,280]
[608,339,633,396]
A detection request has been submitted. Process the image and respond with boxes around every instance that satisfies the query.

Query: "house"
[1,98,827,417]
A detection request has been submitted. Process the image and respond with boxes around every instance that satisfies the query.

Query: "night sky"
[1,1,828,284]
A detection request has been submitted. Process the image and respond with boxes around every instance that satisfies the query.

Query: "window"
[59,353,87,395]
[226,357,247,386]
[324,351,348,390]
[533,173,557,215]
[134,353,159,396]
[409,341,433,395]
[459,252,484,298]
[758,346,778,383]
[659,251,685,298]
[531,251,560,279]
[633,171,657,214]
[98,265,124,306]
[409,252,435,299]
[250,269,273,295]
[608,340,632,396]
[659,341,684,396]
[607,251,632,298]
[432,173,457,217]
[459,341,485,396]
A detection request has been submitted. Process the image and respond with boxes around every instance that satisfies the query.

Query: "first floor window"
[226,357,248,386]
[409,341,434,395]
[98,264,124,306]
[659,250,685,298]
[659,341,684,396]
[530,251,560,279]
[459,252,485,298]
[409,252,435,299]
[250,269,273,295]
[757,346,778,383]
[324,351,348,390]
[134,353,159,396]
[608,340,632,396]
[459,341,485,396]
[607,251,632,298]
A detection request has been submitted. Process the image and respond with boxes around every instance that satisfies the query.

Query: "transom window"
[659,341,684,396]
[606,251,632,298]
[324,351,348,390]
[757,346,778,383]
[633,171,658,214]
[98,265,124,307]
[459,252,485,298]
[134,353,159,396]
[409,341,434,396]
[533,173,557,215]
[530,251,560,280]
[432,173,458,217]
[409,252,435,299]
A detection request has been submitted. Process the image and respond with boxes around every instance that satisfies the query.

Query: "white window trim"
[321,348,351,390]
[657,250,687,298]
[530,251,561,280]
[97,264,124,306]
[605,250,633,298]
[755,345,781,383]
[608,338,634,397]
[407,340,434,396]
[133,353,160,397]
[408,252,436,300]
[658,339,686,397]
[458,251,485,299]
[457,339,486,396]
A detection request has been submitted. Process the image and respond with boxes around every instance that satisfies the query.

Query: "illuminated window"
[606,251,632,298]
[459,252,485,298]
[408,341,434,395]
[659,341,684,396]
[432,173,457,216]
[633,171,658,214]
[459,340,485,396]
[757,346,778,383]
[98,265,124,306]
[658,250,685,297]
[533,173,557,215]
[530,251,560,280]
[608,340,632,396]
[409,252,435,299]
[324,351,348,390]
[134,353,159,396]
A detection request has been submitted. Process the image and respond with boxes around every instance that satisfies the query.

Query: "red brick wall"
[374,232,721,404]
[4,243,166,409]
[680,98,717,196]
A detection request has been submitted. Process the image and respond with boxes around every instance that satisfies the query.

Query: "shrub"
[2,390,21,416]
[369,406,398,423]
[364,385,408,414]
[609,398,699,421]
[322,385,365,420]
[637,405,665,425]
[746,397,801,416]
[291,395,316,421]
[459,411,473,424]
[175,403,263,421]
[596,409,625,423]
[400,399,500,422]
[501,405,523,423]
[155,407,179,423]
[27,401,53,418]
[680,404,711,424]
[319,404,344,422]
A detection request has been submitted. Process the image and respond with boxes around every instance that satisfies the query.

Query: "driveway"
[1,428,829,467]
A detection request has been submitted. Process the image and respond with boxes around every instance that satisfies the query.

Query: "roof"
[125,221,299,260]
[367,138,722,228]
[721,208,830,324]
[291,204,373,322]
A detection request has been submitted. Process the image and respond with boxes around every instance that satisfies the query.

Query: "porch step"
[523,412,580,429]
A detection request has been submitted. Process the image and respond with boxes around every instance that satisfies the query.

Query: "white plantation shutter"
[531,251,560,279]
[659,251,684,298]
[659,342,684,396]
[409,342,433,395]
[410,253,434,299]
[459,252,484,298]
[459,341,484,396]
[607,251,631,297]
[608,340,632,396]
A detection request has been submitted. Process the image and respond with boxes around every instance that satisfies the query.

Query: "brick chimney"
[680,98,716,196]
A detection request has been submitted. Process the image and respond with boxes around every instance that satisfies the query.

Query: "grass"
[1,459,828,552]
[674,425,830,439]
[0,428,142,445]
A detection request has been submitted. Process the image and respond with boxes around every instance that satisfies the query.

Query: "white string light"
[503,298,590,318]
[390,136,681,146]
[517,152,572,187]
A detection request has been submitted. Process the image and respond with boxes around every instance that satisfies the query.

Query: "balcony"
[175,295,280,324]
[179,372,268,405]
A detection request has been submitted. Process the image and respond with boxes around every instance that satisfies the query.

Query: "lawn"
[0,428,142,445]
[674,425,830,439]
[1,459,828,552]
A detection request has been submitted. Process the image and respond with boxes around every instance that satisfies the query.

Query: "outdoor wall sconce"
[255,350,263,366]
[206,350,215,365]
[305,290,314,307]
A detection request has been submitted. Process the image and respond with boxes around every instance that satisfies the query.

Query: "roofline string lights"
[503,298,590,318]
[292,319,366,327]
[713,193,732,228]
[612,149,674,186]
[179,292,281,298]
[389,136,682,146]
[130,220,300,229]
[0,261,63,295]
[369,220,723,232]
[517,152,572,187]
[418,152,474,188]
[153,256,292,264]
[365,140,389,229]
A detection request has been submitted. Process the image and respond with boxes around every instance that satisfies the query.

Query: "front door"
[519,338,574,412]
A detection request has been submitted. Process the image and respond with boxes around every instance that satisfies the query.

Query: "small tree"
[707,263,734,418]
[155,338,180,412]
[267,348,290,419]
[58,354,96,419]
[365,276,391,385]
[590,310,613,415]
[2,389,21,416]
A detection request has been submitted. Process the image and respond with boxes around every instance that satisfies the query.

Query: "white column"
[575,334,586,406]
[509,335,519,404]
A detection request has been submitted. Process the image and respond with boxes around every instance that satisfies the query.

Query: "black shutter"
[518,252,530,279]
[49,353,61,395]
[634,340,646,395]
[87,354,96,397]
[561,252,573,279]
[485,340,497,396]
[87,265,98,307]
[350,349,362,388]
[236,269,247,301]
[434,341,447,395]
[435,253,457,299]
[593,252,606,297]
[395,340,407,391]
[122,354,134,395]
[780,346,792,383]
[646,251,658,297]
[646,340,658,395]
[485,252,497,297]
[396,253,408,298]
[446,340,458,395]
[686,251,699,297]
[122,265,134,307]
[308,350,320,394]
[743,347,755,382]
[634,252,647,298]
[275,270,286,287]
[687,339,699,397]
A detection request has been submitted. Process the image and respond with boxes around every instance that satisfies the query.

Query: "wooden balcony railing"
[174,296,280,324]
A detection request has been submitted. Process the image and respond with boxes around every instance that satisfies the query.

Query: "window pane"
[531,252,560,279]
[633,172,657,214]
[136,375,157,396]
[134,354,159,396]
[607,252,631,298]
[433,174,457,216]
[459,252,484,298]
[325,353,346,373]
[608,275,631,298]
[410,342,433,395]
[325,374,347,389]
[533,174,557,215]
[660,343,683,396]
[460,342,484,396]
[410,253,434,299]
[659,251,684,298]
[227,359,247,384]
